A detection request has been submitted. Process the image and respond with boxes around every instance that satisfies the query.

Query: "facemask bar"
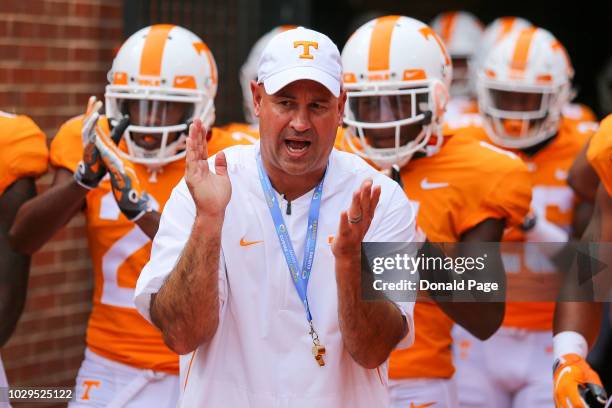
[477,77,570,149]
[106,85,215,166]
[449,55,474,97]
[343,83,441,168]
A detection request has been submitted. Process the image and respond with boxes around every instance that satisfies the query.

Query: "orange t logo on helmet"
[293,41,318,59]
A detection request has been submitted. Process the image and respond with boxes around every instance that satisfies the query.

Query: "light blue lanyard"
[256,153,325,322]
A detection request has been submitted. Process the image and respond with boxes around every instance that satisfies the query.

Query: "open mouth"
[284,139,311,154]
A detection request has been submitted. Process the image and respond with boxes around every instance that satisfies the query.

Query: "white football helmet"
[105,24,218,167]
[342,15,452,169]
[477,27,574,149]
[239,25,297,125]
[431,11,484,97]
[473,17,532,77]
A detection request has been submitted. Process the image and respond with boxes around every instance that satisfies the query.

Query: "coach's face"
[252,79,345,177]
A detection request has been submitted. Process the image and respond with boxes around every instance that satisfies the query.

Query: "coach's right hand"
[185,119,231,219]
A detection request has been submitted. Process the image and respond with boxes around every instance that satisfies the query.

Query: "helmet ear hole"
[429,79,449,120]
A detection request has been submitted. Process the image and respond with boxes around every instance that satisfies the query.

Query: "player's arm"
[10,98,113,254]
[553,184,611,408]
[93,117,160,239]
[433,218,506,340]
[9,169,88,254]
[568,142,599,203]
[0,178,37,346]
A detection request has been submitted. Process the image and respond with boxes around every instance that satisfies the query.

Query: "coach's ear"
[251,80,263,118]
[337,88,347,126]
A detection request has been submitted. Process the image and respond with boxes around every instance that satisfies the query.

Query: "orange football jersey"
[0,111,48,195]
[387,132,532,379]
[587,114,612,197]
[464,115,594,330]
[562,103,597,129]
[50,116,245,373]
[220,122,260,144]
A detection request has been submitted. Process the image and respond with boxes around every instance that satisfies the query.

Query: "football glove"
[93,116,151,221]
[554,353,608,408]
[74,96,129,189]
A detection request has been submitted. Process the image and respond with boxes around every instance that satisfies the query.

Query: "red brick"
[38,23,59,38]
[0,0,19,13]
[12,68,39,84]
[0,21,9,37]
[0,91,20,107]
[21,45,47,62]
[26,293,57,310]
[12,21,39,38]
[46,1,70,16]
[31,249,56,266]
[100,4,121,19]
[58,290,91,306]
[0,45,19,60]
[73,47,98,61]
[47,46,70,61]
[74,2,98,18]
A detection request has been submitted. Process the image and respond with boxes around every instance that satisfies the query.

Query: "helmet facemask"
[105,84,215,168]
[343,81,445,169]
[450,55,474,97]
[478,77,571,149]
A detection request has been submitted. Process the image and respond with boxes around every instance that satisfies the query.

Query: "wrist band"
[553,331,588,360]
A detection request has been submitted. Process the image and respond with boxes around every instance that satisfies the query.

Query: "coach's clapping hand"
[332,178,381,260]
[185,118,231,219]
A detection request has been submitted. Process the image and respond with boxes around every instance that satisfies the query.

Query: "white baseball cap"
[257,27,342,97]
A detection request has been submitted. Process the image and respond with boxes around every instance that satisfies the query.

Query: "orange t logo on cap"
[294,41,318,59]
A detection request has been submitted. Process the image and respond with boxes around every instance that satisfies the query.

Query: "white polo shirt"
[135,144,417,408]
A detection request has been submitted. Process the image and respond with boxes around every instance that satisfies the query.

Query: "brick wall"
[0,0,123,395]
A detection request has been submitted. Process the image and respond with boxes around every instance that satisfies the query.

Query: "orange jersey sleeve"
[562,103,597,123]
[49,115,86,173]
[220,122,260,143]
[476,143,533,230]
[0,112,49,195]
[587,114,612,197]
[207,126,257,155]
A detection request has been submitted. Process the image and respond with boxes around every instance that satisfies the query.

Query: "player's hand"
[185,118,231,219]
[94,116,151,221]
[332,178,381,259]
[74,96,106,189]
[554,353,608,407]
[74,96,130,189]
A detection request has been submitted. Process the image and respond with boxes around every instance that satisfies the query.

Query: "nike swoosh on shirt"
[420,178,449,190]
[410,402,436,408]
[240,238,263,247]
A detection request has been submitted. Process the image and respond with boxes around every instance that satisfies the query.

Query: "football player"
[0,111,48,400]
[552,115,612,408]
[9,24,248,406]
[430,11,484,117]
[340,15,532,407]
[452,26,598,407]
